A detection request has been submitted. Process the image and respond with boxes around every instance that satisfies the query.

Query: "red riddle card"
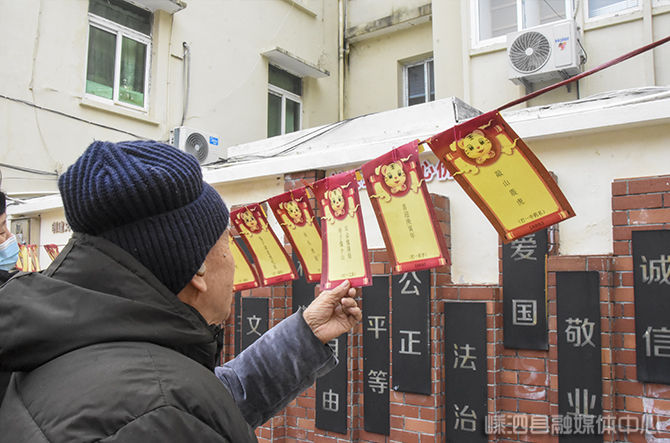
[361,140,449,273]
[313,171,372,289]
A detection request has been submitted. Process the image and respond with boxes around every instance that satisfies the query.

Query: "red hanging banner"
[229,235,260,291]
[313,171,372,289]
[361,140,449,273]
[230,204,297,286]
[426,110,575,242]
[267,187,322,283]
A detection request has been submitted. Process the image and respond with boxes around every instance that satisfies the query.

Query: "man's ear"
[189,273,208,293]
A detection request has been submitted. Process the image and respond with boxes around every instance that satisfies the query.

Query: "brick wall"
[223,173,670,442]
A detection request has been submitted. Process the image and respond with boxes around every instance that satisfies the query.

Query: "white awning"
[262,47,329,78]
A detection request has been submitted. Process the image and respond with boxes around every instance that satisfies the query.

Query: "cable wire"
[0,93,146,139]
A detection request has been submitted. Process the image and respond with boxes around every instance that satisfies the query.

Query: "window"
[404,59,434,107]
[587,0,638,18]
[267,65,302,137]
[476,0,570,44]
[86,0,152,110]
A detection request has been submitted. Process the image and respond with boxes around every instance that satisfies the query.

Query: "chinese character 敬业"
[565,317,596,347]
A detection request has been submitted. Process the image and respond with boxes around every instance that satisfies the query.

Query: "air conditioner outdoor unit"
[507,19,583,85]
[170,127,226,165]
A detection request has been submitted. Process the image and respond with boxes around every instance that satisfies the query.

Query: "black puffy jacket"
[0,233,255,442]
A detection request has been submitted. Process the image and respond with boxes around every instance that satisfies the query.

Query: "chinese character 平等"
[322,389,339,412]
[398,272,422,295]
[246,315,262,337]
[453,344,477,370]
[644,326,670,357]
[639,255,670,285]
[399,330,422,355]
[509,234,538,261]
[454,404,477,432]
[564,317,595,347]
[367,370,388,394]
[367,315,387,339]
[512,299,537,326]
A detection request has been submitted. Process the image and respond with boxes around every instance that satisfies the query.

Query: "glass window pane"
[118,37,147,107]
[522,0,566,28]
[268,65,301,95]
[407,64,426,106]
[428,60,435,102]
[86,25,115,100]
[588,0,638,17]
[268,93,282,137]
[285,98,300,134]
[479,0,517,40]
[89,0,152,35]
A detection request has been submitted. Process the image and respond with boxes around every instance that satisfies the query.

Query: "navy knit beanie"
[58,140,229,294]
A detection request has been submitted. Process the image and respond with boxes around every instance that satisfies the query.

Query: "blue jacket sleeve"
[214,309,337,428]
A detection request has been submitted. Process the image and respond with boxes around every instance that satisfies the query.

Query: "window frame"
[267,81,302,137]
[584,0,640,21]
[85,12,152,112]
[402,58,434,107]
[471,0,573,49]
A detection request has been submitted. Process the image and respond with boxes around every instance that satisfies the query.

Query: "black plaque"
[316,333,348,434]
[240,297,268,352]
[392,270,431,395]
[234,292,241,356]
[291,253,316,314]
[363,277,390,435]
[444,302,487,443]
[557,272,602,442]
[503,230,548,350]
[632,230,670,384]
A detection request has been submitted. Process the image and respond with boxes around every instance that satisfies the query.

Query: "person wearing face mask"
[0,192,19,283]
[0,190,19,402]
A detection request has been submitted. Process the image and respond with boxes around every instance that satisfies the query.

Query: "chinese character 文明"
[644,326,670,357]
[322,389,339,412]
[367,370,388,394]
[639,255,670,285]
[246,315,262,337]
[399,330,422,355]
[509,234,538,261]
[512,299,537,326]
[453,344,477,370]
[454,404,477,432]
[565,317,596,347]
[367,315,387,339]
[398,272,422,295]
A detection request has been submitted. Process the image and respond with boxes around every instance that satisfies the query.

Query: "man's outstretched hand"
[303,280,362,344]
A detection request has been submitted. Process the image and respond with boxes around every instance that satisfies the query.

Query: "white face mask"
[0,235,19,271]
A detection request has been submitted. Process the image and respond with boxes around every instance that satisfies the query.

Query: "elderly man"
[0,141,361,442]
